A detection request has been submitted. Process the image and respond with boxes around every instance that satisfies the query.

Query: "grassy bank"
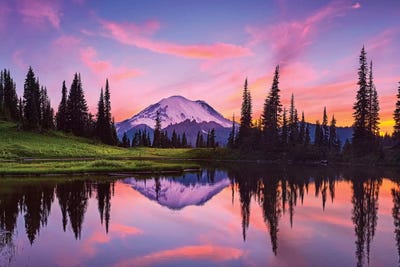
[0,121,231,175]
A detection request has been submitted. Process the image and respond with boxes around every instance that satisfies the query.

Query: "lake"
[0,164,399,267]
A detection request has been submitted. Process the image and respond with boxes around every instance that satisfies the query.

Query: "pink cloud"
[113,245,244,267]
[100,20,252,59]
[352,2,361,9]
[80,46,143,82]
[247,1,359,64]
[17,0,62,29]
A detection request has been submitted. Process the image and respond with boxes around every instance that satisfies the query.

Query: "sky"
[1,0,399,133]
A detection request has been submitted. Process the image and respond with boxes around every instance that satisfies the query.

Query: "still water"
[0,164,399,267]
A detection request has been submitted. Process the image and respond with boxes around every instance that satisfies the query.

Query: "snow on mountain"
[123,172,230,210]
[116,95,232,135]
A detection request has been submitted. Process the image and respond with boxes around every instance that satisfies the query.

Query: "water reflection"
[0,166,399,266]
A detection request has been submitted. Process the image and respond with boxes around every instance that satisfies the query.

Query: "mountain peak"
[116,95,232,134]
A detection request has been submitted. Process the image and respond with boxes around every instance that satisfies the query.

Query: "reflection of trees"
[392,183,400,265]
[350,176,381,267]
[0,178,115,247]
[227,164,339,255]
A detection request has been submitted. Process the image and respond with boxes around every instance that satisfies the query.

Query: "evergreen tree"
[352,46,369,153]
[40,86,54,130]
[103,79,116,145]
[329,115,339,150]
[171,130,178,148]
[66,73,88,136]
[196,131,205,148]
[121,132,130,148]
[56,81,68,131]
[227,114,236,148]
[95,88,107,142]
[262,65,282,150]
[322,107,329,146]
[298,112,306,144]
[394,82,400,140]
[208,128,216,148]
[182,132,188,147]
[367,61,380,136]
[23,67,41,129]
[288,94,299,146]
[1,70,19,121]
[314,120,323,146]
[305,123,311,147]
[281,107,288,147]
[238,78,252,146]
[152,111,162,147]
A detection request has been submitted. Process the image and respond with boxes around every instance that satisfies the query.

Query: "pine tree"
[95,88,107,142]
[281,107,288,147]
[329,115,339,150]
[66,73,89,136]
[56,81,68,131]
[322,107,329,146]
[262,65,282,150]
[121,132,130,148]
[152,111,162,147]
[394,82,400,140]
[305,123,311,147]
[227,114,236,148]
[298,112,306,144]
[171,130,178,148]
[314,120,323,146]
[208,128,216,148]
[288,94,299,146]
[103,79,116,145]
[238,78,252,146]
[182,132,188,147]
[367,61,380,136]
[352,46,369,153]
[1,70,19,121]
[40,86,54,130]
[23,67,41,129]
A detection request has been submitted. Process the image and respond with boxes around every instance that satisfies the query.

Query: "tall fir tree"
[298,112,306,144]
[1,70,19,121]
[103,79,116,145]
[288,94,299,146]
[66,73,89,136]
[305,123,311,147]
[56,81,68,131]
[23,67,41,129]
[329,115,339,150]
[393,82,400,140]
[152,111,162,147]
[322,107,329,146]
[281,107,288,147]
[262,65,282,150]
[314,120,323,146]
[238,78,252,146]
[182,132,188,148]
[95,88,107,143]
[40,86,54,130]
[352,46,369,153]
[367,61,380,136]
[227,114,236,148]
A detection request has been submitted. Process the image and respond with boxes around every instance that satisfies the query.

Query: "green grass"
[0,121,233,175]
[0,121,237,160]
[0,159,201,175]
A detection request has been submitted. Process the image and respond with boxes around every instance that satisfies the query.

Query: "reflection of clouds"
[112,245,244,267]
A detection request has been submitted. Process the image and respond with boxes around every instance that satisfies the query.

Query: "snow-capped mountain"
[116,95,233,136]
[123,171,230,210]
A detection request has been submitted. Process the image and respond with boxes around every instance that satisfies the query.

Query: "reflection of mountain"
[123,171,230,210]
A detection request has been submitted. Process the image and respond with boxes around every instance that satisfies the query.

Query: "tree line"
[0,67,118,145]
[229,46,400,161]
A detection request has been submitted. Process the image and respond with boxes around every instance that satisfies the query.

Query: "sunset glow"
[1,0,399,133]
